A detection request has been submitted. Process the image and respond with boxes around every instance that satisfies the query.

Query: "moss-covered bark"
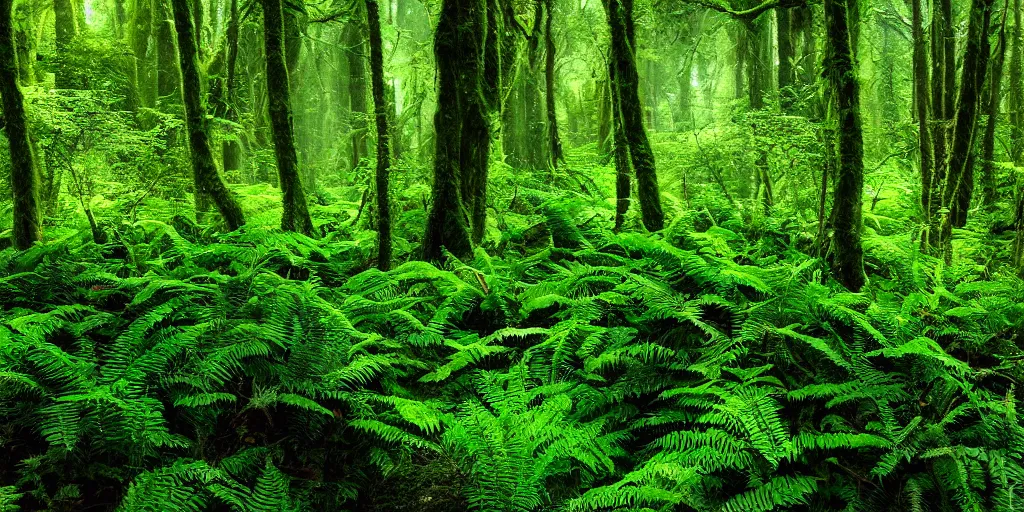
[366,0,391,270]
[609,55,630,231]
[941,0,994,245]
[1,0,41,249]
[54,0,77,88]
[156,0,180,100]
[344,12,368,171]
[170,0,245,231]
[777,7,794,110]
[981,10,1008,208]
[605,0,663,232]
[131,0,155,109]
[544,0,563,168]
[422,0,484,261]
[262,0,314,236]
[823,0,866,291]
[222,0,241,171]
[912,0,934,244]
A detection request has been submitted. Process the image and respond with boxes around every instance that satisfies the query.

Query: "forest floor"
[3,137,1024,511]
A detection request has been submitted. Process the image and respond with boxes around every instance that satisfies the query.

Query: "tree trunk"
[366,0,391,270]
[610,55,630,231]
[733,23,746,100]
[421,0,483,261]
[941,0,994,245]
[262,0,314,235]
[344,15,368,171]
[171,0,245,230]
[597,77,612,156]
[222,0,241,171]
[54,0,77,88]
[823,0,866,291]
[745,17,770,110]
[777,7,794,111]
[912,0,934,245]
[544,0,563,169]
[981,9,1009,208]
[131,0,154,108]
[605,0,663,232]
[1,0,41,249]
[157,0,180,99]
[192,0,204,59]
[1011,0,1023,165]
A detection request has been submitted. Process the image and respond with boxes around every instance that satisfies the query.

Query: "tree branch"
[685,0,806,21]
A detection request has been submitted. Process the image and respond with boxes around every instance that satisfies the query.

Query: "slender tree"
[222,0,241,171]
[823,0,866,291]
[156,0,180,99]
[912,0,934,244]
[605,0,664,231]
[777,7,795,110]
[941,0,995,246]
[544,0,564,168]
[1,0,40,249]
[366,0,391,270]
[54,0,78,88]
[422,0,484,260]
[344,11,369,171]
[610,55,630,231]
[1011,0,1023,165]
[981,4,1010,208]
[262,0,314,235]
[170,0,245,230]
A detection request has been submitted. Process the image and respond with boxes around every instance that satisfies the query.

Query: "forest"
[2,0,1024,508]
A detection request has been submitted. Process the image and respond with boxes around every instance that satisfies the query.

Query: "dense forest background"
[3,0,1024,509]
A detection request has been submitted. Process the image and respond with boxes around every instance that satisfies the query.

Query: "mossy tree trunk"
[941,0,994,248]
[1010,0,1023,166]
[544,0,563,169]
[54,0,78,88]
[344,13,368,171]
[262,0,314,235]
[422,0,485,261]
[366,0,391,270]
[981,9,1009,208]
[222,0,241,171]
[156,0,181,101]
[605,0,663,232]
[170,0,245,230]
[912,0,934,244]
[823,0,866,291]
[777,7,794,111]
[610,55,630,231]
[130,0,155,109]
[1,0,41,249]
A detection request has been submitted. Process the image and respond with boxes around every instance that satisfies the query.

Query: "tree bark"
[605,0,663,231]
[981,8,1009,208]
[912,0,934,244]
[131,0,154,108]
[366,0,391,270]
[344,14,368,171]
[1,0,41,249]
[544,0,563,168]
[421,0,483,261]
[156,0,180,99]
[262,0,314,235]
[222,0,241,171]
[1011,0,1023,165]
[171,0,245,230]
[54,0,78,88]
[610,55,630,231]
[777,7,794,110]
[941,0,994,245]
[823,0,866,291]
